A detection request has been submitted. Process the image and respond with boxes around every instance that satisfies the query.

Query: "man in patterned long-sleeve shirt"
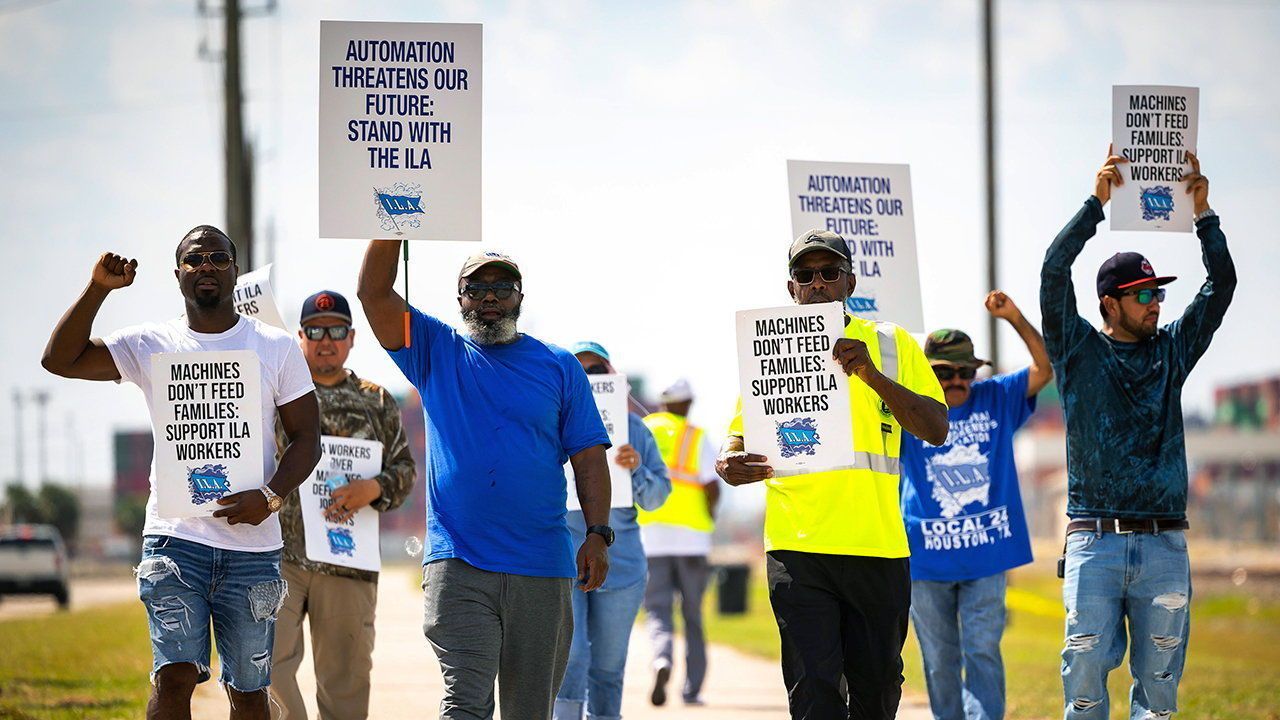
[1041,149,1234,720]
[269,290,416,720]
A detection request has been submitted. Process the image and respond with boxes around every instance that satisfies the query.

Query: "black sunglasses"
[791,266,847,285]
[179,251,234,271]
[933,365,977,381]
[1119,287,1166,305]
[583,364,609,375]
[461,281,520,301]
[303,325,351,341]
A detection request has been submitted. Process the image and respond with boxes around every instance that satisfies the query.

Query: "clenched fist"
[91,253,138,291]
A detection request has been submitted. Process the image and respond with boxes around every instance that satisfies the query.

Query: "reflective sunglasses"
[179,251,234,271]
[461,281,520,301]
[1120,287,1166,305]
[790,266,847,285]
[933,365,977,381]
[302,325,351,341]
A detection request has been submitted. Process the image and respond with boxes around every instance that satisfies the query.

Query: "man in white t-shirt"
[41,225,321,720]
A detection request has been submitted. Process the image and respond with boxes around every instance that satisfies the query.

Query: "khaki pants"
[270,562,378,719]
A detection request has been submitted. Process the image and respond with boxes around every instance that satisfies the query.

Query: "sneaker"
[651,663,672,706]
[682,696,705,706]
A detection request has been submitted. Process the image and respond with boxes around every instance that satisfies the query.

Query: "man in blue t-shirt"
[357,242,615,720]
[901,292,1053,720]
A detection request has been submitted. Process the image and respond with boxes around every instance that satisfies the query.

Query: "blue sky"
[2,0,1278,486]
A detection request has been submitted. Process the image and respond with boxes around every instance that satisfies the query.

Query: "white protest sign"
[233,264,287,330]
[1111,85,1199,232]
[301,436,383,572]
[735,302,855,476]
[787,160,924,331]
[567,374,632,509]
[319,21,483,241]
[151,351,264,519]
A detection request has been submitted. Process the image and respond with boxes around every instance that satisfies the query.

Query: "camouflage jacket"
[275,370,416,583]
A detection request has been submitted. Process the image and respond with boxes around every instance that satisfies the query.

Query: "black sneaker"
[651,664,671,706]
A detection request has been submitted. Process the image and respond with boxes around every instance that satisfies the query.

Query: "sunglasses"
[583,364,609,375]
[461,281,520,301]
[933,365,977,381]
[791,266,847,285]
[179,251,234,271]
[1119,287,1166,305]
[303,325,351,341]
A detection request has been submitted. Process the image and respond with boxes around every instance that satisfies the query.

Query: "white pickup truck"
[0,524,70,609]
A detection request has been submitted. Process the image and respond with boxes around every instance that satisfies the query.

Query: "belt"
[1066,518,1189,535]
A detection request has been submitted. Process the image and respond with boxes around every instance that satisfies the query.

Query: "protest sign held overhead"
[150,350,264,519]
[567,373,632,509]
[302,436,384,573]
[232,264,287,330]
[736,302,855,476]
[787,160,924,331]
[319,21,482,241]
[1111,85,1200,232]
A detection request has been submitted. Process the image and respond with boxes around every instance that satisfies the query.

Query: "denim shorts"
[136,535,287,692]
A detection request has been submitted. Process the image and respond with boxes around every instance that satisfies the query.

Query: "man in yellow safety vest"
[718,229,948,719]
[638,379,721,707]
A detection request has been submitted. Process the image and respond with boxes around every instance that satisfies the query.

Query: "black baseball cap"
[1096,252,1177,298]
[299,290,353,324]
[788,229,851,268]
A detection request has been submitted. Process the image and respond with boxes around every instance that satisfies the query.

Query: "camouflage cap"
[923,328,991,368]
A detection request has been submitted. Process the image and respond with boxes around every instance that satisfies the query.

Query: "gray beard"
[462,305,521,345]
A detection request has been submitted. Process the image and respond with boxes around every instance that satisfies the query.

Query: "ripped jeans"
[1061,528,1191,720]
[137,535,287,692]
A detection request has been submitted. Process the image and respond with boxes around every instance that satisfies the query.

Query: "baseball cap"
[924,329,991,368]
[660,378,694,403]
[788,229,851,268]
[459,250,522,282]
[1096,252,1176,297]
[568,340,610,362]
[299,290,353,324]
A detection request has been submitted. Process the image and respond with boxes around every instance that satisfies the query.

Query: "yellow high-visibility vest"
[637,412,715,533]
[728,315,944,558]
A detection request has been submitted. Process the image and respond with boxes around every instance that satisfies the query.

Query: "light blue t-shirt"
[389,308,610,578]
[900,368,1036,582]
[566,413,671,591]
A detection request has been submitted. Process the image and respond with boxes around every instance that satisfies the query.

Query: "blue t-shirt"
[900,368,1036,582]
[389,308,610,578]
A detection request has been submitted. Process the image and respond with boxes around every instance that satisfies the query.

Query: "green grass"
[703,562,1280,720]
[0,603,153,719]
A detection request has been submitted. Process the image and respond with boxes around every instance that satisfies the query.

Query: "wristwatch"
[259,485,283,513]
[586,525,615,547]
[1195,208,1217,223]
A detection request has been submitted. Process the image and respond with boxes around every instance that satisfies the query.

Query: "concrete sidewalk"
[193,566,931,718]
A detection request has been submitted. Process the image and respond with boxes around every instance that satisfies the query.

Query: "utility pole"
[981,0,1001,371]
[12,389,23,485]
[33,390,49,486]
[199,0,275,269]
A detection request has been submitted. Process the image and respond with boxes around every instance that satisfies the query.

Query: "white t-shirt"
[641,434,720,558]
[105,316,314,552]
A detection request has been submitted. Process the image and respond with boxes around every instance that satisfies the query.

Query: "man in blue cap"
[554,341,671,720]
[1041,149,1235,719]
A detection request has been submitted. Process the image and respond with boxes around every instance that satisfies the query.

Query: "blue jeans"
[1061,529,1191,719]
[553,580,646,720]
[911,573,1007,720]
[136,535,288,691]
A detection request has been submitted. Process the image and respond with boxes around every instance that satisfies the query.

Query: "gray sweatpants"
[423,558,573,720]
[643,555,711,701]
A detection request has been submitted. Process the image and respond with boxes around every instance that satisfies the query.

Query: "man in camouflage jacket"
[269,290,416,720]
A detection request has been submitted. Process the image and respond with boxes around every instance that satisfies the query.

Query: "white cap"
[660,378,694,403]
